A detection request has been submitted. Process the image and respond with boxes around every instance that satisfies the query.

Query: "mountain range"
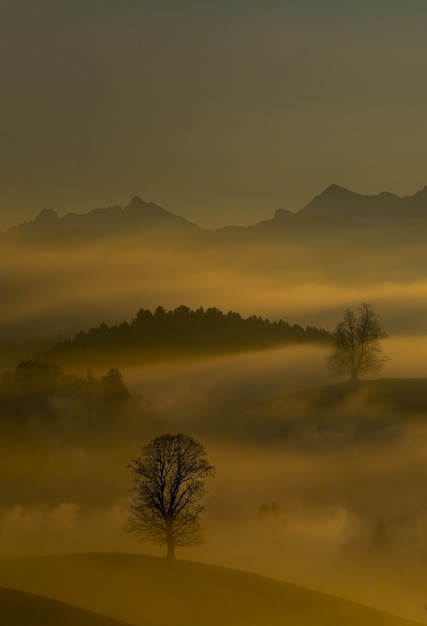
[5,195,199,241]
[4,184,427,242]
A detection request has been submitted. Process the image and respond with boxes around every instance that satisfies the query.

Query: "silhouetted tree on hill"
[327,303,387,381]
[126,433,215,559]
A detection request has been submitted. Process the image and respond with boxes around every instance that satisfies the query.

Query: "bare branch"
[126,433,215,559]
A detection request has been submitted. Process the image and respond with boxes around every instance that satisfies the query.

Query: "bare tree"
[327,303,388,381]
[126,433,215,559]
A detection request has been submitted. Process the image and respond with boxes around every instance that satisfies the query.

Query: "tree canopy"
[41,305,330,366]
[327,303,387,381]
[126,433,215,559]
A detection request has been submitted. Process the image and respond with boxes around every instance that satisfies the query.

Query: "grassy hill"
[0,585,132,626]
[282,378,427,413]
[218,378,427,445]
[0,553,422,626]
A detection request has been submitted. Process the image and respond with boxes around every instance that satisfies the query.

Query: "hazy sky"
[1,0,427,230]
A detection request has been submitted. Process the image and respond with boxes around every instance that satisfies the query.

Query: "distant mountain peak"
[313,184,364,202]
[129,195,144,206]
[35,208,59,223]
[274,208,295,220]
[6,196,201,241]
[321,184,352,195]
[299,184,363,219]
[297,183,413,221]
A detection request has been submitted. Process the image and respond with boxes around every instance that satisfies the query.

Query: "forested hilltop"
[39,305,330,367]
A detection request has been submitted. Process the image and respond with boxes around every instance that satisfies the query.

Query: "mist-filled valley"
[1,194,427,625]
[1,337,427,623]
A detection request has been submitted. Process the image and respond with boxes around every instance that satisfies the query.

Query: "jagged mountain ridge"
[298,183,427,221]
[4,184,427,241]
[6,195,201,240]
[254,183,427,231]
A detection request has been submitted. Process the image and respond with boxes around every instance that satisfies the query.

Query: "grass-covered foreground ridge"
[0,553,422,626]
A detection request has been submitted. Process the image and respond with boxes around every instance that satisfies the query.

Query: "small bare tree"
[327,303,387,381]
[126,433,215,559]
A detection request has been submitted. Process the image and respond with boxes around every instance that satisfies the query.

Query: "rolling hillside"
[0,585,132,626]
[220,378,427,445]
[0,553,422,626]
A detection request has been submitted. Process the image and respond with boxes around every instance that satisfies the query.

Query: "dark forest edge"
[34,305,331,367]
[0,361,138,441]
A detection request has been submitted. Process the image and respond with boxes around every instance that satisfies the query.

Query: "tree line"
[42,305,331,364]
[0,360,132,438]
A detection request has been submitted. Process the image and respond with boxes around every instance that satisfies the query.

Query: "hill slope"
[222,378,427,445]
[0,585,132,626]
[0,553,422,626]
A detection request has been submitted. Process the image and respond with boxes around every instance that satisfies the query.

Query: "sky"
[1,0,427,231]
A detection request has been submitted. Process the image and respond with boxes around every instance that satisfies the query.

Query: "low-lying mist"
[1,337,427,620]
[1,235,427,339]
[1,219,427,622]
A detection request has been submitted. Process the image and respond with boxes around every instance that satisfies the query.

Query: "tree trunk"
[166,537,175,560]
[350,361,359,381]
[165,518,175,560]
